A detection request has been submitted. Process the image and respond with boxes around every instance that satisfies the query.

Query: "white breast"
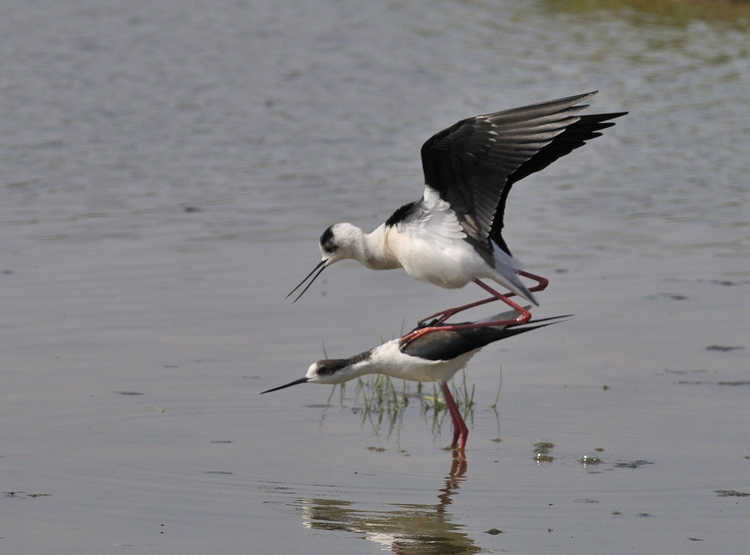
[370,341,479,383]
[385,187,484,289]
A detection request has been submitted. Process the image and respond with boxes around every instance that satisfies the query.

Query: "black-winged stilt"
[261,309,567,454]
[288,92,624,338]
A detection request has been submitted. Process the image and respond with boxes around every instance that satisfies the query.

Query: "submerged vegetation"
[327,369,504,445]
[545,0,750,27]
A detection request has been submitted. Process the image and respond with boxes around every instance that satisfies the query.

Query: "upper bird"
[289,91,625,332]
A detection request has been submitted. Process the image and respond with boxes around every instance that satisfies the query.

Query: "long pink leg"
[418,270,548,328]
[441,382,468,455]
[402,280,531,346]
[417,293,502,327]
[517,270,549,293]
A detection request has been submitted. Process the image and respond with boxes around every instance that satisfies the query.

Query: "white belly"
[399,242,483,289]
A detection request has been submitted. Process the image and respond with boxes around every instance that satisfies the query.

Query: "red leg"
[517,269,549,293]
[442,382,468,454]
[417,294,501,327]
[418,270,547,328]
[402,280,531,347]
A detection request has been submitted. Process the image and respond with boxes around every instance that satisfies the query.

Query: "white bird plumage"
[288,92,625,335]
[261,309,568,452]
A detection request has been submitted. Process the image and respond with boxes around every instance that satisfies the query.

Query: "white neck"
[359,224,401,270]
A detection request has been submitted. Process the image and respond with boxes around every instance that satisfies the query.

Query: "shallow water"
[2,0,749,553]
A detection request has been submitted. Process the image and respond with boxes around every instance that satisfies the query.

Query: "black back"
[401,316,567,360]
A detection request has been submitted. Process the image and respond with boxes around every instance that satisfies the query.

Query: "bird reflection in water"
[295,457,479,554]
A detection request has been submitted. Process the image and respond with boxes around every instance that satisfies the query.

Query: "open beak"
[260,377,309,394]
[286,259,326,303]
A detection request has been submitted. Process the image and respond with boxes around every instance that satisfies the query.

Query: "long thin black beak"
[286,260,326,303]
[260,377,309,394]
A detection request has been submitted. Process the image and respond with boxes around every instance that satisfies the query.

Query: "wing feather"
[421,91,626,256]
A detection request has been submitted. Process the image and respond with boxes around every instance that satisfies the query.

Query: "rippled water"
[2,1,748,553]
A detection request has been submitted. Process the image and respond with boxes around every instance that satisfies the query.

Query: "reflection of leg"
[448,455,467,479]
[438,455,468,511]
[441,382,468,453]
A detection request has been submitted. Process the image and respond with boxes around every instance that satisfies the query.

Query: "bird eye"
[319,226,338,254]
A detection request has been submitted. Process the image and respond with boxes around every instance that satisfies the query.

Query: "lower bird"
[288,92,624,340]
[262,309,567,454]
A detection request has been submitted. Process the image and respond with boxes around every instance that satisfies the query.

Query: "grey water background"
[2,0,749,553]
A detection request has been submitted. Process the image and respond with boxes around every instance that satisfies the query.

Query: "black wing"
[420,91,625,256]
[490,110,627,254]
[401,315,568,359]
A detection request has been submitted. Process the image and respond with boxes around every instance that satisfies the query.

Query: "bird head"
[318,223,362,264]
[260,358,358,394]
[286,222,363,302]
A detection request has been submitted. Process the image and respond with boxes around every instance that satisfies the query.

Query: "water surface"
[2,1,748,553]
